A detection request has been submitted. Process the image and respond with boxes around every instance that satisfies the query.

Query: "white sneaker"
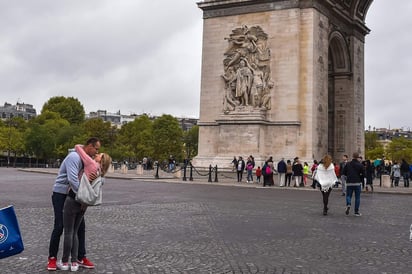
[58,261,70,271]
[410,224,412,241]
[70,262,79,272]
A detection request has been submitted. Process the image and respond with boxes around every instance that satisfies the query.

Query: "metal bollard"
[183,164,187,181]
[155,164,159,179]
[208,165,212,182]
[189,163,193,181]
[214,165,218,182]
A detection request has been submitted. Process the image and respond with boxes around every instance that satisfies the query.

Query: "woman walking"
[314,155,338,216]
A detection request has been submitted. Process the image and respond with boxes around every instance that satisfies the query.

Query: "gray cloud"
[365,1,412,129]
[1,0,202,117]
[1,1,410,127]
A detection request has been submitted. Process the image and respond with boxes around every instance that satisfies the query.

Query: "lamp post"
[6,119,12,168]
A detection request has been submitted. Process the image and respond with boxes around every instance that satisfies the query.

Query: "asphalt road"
[0,168,411,274]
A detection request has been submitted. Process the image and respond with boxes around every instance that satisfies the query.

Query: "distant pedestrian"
[236,156,245,182]
[246,156,254,183]
[365,159,374,192]
[292,157,303,187]
[311,160,319,189]
[286,160,293,187]
[400,159,410,188]
[303,162,309,186]
[277,158,287,187]
[263,161,274,187]
[231,156,238,172]
[340,155,349,196]
[342,152,364,216]
[391,161,401,187]
[255,166,262,183]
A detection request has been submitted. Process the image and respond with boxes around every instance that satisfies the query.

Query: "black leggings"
[321,188,332,209]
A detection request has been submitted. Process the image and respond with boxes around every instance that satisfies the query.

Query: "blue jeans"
[346,185,361,213]
[48,192,86,259]
[247,170,253,181]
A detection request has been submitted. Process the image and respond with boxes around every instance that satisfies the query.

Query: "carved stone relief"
[221,25,273,114]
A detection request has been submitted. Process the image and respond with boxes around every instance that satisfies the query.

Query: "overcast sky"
[0,1,410,129]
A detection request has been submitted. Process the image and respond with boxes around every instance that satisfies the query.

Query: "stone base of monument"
[191,156,268,171]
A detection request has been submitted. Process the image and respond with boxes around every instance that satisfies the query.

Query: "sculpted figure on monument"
[222,25,273,113]
[221,66,238,112]
[235,59,252,106]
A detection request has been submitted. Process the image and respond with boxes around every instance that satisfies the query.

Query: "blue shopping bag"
[0,205,24,259]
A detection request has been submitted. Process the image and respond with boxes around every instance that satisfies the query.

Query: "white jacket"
[314,163,338,192]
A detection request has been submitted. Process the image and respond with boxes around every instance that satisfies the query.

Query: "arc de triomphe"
[193,0,373,168]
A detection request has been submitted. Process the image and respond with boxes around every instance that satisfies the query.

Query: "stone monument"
[194,0,373,168]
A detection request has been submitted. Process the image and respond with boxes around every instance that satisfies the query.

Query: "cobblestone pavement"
[0,168,411,274]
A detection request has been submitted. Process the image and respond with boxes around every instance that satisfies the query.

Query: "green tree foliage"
[42,96,85,124]
[116,114,153,162]
[183,125,199,159]
[25,111,71,161]
[0,118,26,166]
[364,132,385,161]
[82,118,113,146]
[386,137,412,163]
[2,97,199,166]
[152,115,183,162]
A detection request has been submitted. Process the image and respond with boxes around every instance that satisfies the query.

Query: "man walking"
[342,152,364,217]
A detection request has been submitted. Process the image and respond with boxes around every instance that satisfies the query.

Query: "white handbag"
[75,174,102,206]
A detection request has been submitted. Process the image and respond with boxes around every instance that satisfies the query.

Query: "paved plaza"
[0,168,411,273]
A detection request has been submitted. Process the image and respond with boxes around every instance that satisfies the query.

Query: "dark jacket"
[342,159,364,185]
[292,162,303,176]
[277,160,287,173]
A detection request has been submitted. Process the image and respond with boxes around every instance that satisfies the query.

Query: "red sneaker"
[78,257,95,269]
[47,257,57,271]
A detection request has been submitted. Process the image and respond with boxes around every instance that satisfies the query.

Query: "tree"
[82,118,113,146]
[42,96,85,124]
[116,114,153,162]
[0,117,26,167]
[152,115,183,162]
[25,111,71,164]
[364,131,385,161]
[183,125,199,160]
[386,137,412,163]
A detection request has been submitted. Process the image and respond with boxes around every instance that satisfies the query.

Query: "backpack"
[262,164,267,176]
[265,165,272,175]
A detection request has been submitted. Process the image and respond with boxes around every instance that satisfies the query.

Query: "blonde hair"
[99,153,112,177]
[322,154,332,169]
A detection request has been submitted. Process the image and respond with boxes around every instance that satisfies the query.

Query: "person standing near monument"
[277,158,287,187]
[400,159,410,188]
[246,156,254,183]
[292,157,303,187]
[303,162,310,186]
[285,160,293,187]
[342,152,364,216]
[236,156,246,182]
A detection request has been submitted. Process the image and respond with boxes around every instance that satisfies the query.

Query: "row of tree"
[365,131,412,163]
[0,96,199,167]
